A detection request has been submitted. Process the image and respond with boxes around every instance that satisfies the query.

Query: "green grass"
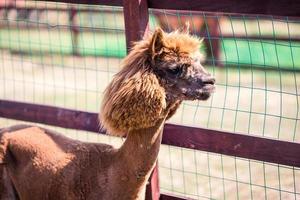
[1,28,300,70]
[0,29,127,57]
[221,39,300,70]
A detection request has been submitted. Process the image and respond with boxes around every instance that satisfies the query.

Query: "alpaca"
[0,28,215,200]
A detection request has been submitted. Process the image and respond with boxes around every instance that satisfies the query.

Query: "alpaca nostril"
[201,76,215,85]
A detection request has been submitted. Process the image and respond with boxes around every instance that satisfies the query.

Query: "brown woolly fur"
[0,28,215,200]
[159,31,200,54]
[100,28,201,136]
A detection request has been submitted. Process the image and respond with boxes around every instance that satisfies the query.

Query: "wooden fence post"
[122,1,160,199]
[145,162,160,200]
[69,6,79,56]
[205,17,220,66]
[123,0,149,51]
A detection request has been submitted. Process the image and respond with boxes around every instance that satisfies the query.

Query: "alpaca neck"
[119,119,164,173]
[113,117,165,199]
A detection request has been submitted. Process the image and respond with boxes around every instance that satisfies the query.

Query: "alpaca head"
[149,28,215,101]
[100,28,215,136]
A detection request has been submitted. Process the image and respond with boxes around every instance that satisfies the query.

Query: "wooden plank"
[34,0,300,17]
[148,0,300,17]
[69,6,80,56]
[1,6,298,20]
[0,5,120,12]
[0,100,100,132]
[163,124,300,168]
[34,0,123,7]
[122,0,149,51]
[146,162,160,200]
[0,100,300,168]
[160,193,190,200]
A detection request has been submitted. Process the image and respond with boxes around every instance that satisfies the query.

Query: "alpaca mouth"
[182,84,215,100]
[202,84,215,93]
[195,84,215,100]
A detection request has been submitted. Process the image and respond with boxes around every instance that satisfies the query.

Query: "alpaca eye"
[167,67,181,75]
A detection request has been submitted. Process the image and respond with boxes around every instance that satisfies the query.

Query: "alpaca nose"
[200,75,215,85]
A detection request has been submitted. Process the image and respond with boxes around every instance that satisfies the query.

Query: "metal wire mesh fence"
[150,9,300,199]
[0,1,299,199]
[149,9,300,142]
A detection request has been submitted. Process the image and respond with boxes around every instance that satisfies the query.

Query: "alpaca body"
[0,28,215,199]
[0,122,164,200]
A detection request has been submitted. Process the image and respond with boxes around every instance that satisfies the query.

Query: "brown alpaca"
[0,28,215,200]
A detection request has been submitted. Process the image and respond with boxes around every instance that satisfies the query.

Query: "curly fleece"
[100,28,201,136]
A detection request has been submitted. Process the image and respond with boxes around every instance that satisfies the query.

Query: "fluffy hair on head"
[100,28,201,136]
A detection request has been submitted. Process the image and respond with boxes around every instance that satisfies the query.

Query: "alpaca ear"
[150,27,164,56]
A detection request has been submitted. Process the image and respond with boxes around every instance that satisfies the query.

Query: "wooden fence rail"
[0,0,300,199]
[33,0,300,17]
[1,100,300,168]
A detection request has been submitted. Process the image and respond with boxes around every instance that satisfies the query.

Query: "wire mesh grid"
[0,1,300,199]
[149,9,300,142]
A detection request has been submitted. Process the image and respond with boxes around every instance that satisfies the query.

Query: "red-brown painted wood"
[1,100,300,168]
[122,0,149,51]
[35,0,300,17]
[204,18,220,66]
[35,0,123,7]
[69,6,80,56]
[160,194,190,200]
[0,100,100,132]
[163,124,300,168]
[146,162,160,200]
[148,0,300,17]
[2,5,299,20]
